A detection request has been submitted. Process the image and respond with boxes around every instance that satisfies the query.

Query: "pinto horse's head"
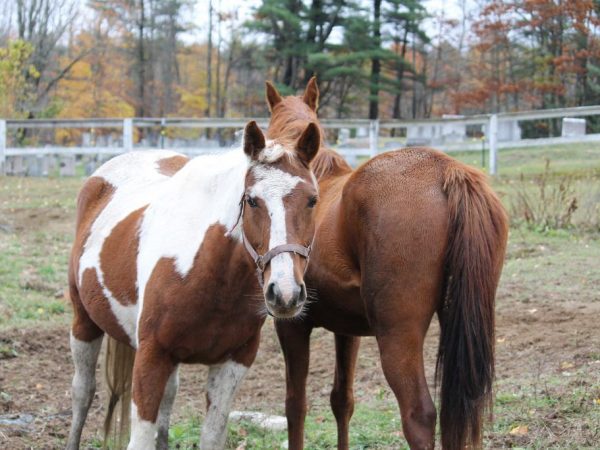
[241,120,320,319]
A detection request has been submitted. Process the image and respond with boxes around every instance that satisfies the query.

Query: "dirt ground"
[1,181,599,449]
[2,290,599,449]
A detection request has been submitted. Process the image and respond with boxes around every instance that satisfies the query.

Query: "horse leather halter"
[232,194,312,287]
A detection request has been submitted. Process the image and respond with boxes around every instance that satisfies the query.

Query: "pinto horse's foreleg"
[331,334,360,450]
[66,332,103,450]
[376,327,436,450]
[156,367,179,450]
[199,332,259,450]
[275,320,312,450]
[200,360,248,450]
[128,341,176,450]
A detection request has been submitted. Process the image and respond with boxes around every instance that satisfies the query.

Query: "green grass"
[163,404,408,450]
[449,141,600,178]
[0,230,71,328]
[490,373,600,449]
[0,176,79,330]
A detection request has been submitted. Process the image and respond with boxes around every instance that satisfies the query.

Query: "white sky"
[184,0,467,44]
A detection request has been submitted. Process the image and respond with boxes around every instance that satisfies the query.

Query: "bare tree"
[12,0,84,116]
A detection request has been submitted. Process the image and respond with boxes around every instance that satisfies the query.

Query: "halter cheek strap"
[232,194,312,287]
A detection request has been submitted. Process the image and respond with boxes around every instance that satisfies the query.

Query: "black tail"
[437,162,508,449]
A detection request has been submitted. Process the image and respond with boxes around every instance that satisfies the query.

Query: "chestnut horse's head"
[264,77,322,146]
[241,120,320,319]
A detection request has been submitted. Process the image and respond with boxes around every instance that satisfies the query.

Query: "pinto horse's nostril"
[299,283,307,303]
[265,282,281,305]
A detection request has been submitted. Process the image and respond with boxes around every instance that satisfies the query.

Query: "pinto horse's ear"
[296,122,321,165]
[243,121,266,161]
[302,76,319,111]
[265,81,283,112]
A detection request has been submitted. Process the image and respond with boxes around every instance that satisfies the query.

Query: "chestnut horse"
[266,79,509,450]
[65,121,322,450]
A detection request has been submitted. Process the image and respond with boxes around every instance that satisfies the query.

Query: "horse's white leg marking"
[200,360,248,450]
[66,333,103,450]
[156,367,179,450]
[128,403,159,450]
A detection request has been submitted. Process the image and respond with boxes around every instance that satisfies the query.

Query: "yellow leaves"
[509,425,529,436]
[560,361,574,370]
[0,40,37,118]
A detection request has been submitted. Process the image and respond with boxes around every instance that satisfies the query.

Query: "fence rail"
[2,105,600,177]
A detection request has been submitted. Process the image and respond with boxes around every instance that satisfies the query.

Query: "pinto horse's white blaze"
[249,165,307,302]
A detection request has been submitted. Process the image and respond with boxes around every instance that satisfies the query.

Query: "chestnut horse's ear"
[296,122,321,165]
[265,81,283,112]
[243,121,266,161]
[302,76,319,111]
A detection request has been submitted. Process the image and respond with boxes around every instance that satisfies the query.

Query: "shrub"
[510,159,578,231]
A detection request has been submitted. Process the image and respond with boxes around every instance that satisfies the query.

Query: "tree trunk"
[137,0,146,118]
[369,0,381,120]
[392,27,409,120]
[205,0,213,119]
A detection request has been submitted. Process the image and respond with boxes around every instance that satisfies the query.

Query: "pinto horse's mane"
[267,96,352,180]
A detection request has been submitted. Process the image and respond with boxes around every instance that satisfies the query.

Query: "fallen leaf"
[509,425,528,436]
[560,361,574,369]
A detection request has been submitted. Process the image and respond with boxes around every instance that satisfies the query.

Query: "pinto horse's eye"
[246,196,258,208]
[307,196,318,208]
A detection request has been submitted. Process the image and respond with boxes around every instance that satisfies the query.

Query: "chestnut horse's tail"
[103,337,135,449]
[437,163,508,449]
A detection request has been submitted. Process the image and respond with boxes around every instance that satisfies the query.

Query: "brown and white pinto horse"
[266,79,509,450]
[65,121,321,450]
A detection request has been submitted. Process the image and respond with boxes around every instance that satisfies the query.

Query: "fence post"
[369,119,380,158]
[488,114,498,175]
[0,120,6,175]
[123,118,133,152]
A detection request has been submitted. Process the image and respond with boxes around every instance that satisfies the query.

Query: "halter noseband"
[233,195,312,287]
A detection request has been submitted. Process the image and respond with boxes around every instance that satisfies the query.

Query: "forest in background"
[1,0,600,126]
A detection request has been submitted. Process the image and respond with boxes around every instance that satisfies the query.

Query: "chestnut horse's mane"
[267,96,352,180]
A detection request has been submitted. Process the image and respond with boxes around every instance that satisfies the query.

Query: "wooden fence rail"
[2,105,600,176]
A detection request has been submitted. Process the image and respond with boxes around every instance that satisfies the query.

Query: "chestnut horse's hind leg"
[66,332,103,450]
[376,326,436,450]
[156,367,179,450]
[330,334,360,450]
[200,360,249,450]
[275,320,313,450]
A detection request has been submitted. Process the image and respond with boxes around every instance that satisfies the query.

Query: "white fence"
[1,105,600,176]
